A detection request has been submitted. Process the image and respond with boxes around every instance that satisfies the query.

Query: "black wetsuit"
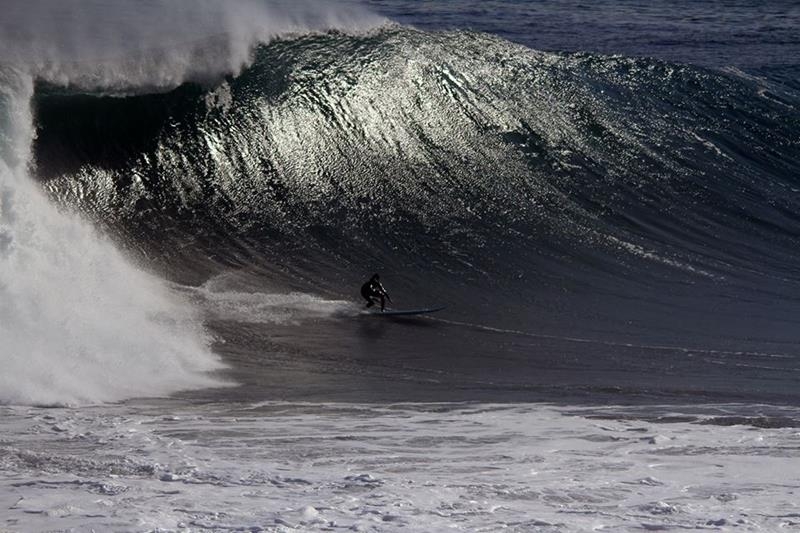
[361,278,387,310]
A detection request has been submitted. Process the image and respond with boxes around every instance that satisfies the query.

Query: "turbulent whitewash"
[2,402,800,531]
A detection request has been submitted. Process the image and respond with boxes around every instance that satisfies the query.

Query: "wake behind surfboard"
[365,306,446,317]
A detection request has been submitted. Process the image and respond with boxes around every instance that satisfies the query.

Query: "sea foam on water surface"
[1,401,798,531]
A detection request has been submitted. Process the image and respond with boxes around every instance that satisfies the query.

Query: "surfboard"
[366,306,446,317]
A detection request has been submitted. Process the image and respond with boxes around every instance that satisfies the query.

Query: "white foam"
[0,68,225,405]
[2,401,799,530]
[195,276,356,324]
[0,0,386,91]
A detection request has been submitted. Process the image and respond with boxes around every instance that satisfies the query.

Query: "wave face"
[37,28,800,288]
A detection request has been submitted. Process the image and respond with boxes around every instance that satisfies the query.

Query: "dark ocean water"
[27,0,800,405]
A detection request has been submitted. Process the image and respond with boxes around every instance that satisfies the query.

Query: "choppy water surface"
[3,401,800,531]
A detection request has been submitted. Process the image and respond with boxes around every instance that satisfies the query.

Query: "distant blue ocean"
[366,0,800,88]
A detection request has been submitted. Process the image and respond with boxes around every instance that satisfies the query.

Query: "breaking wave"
[5,16,800,404]
[0,0,382,405]
[36,27,800,293]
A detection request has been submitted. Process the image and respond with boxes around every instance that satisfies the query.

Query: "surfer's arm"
[377,282,391,301]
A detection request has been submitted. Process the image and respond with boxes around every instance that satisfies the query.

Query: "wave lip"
[0,0,386,91]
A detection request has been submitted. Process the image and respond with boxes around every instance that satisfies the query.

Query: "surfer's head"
[371,273,380,281]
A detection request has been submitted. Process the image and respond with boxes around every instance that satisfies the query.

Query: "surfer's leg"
[362,288,374,307]
[379,295,385,311]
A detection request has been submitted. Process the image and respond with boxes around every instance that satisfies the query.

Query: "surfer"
[361,273,391,311]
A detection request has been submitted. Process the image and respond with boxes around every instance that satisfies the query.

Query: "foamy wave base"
[0,68,225,405]
[1,401,798,531]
